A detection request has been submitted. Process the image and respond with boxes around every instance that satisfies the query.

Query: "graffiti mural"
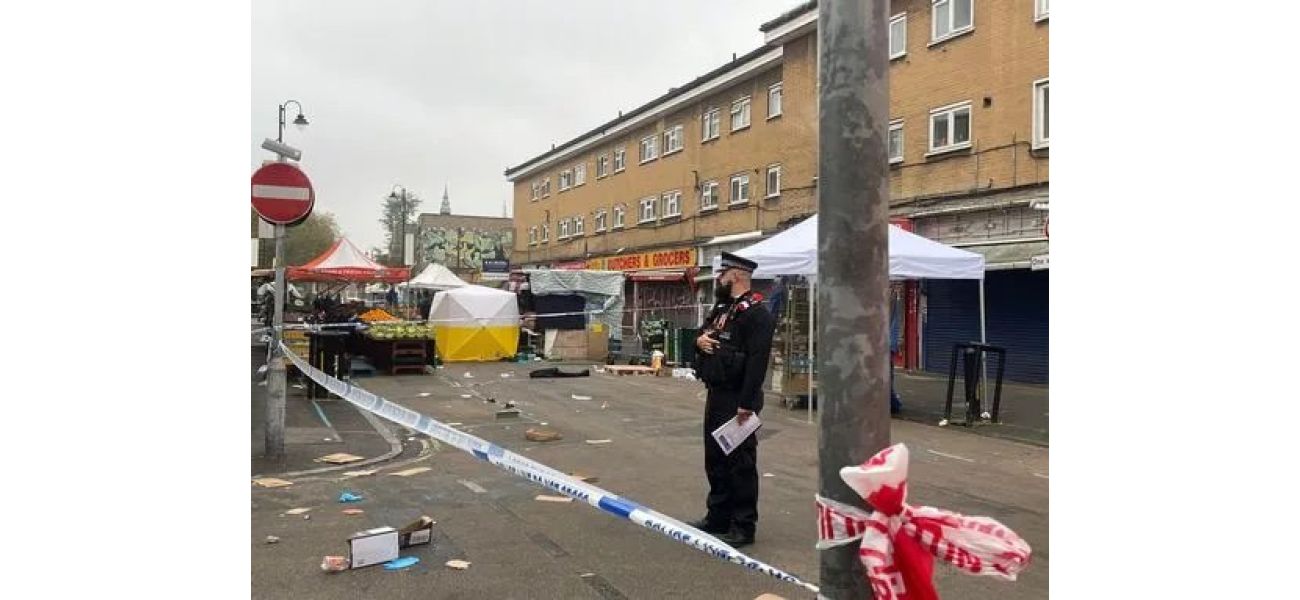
[419,227,514,271]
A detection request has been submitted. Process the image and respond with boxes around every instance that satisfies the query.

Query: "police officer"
[688,252,775,547]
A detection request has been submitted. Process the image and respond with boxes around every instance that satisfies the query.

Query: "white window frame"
[767,83,783,119]
[558,218,570,239]
[540,223,549,243]
[1032,78,1049,149]
[530,182,540,201]
[927,100,972,155]
[594,209,607,232]
[574,163,587,186]
[612,205,626,229]
[702,108,721,141]
[639,134,658,164]
[700,181,720,212]
[930,0,974,45]
[558,169,572,191]
[662,190,682,218]
[730,96,752,132]
[889,13,908,60]
[889,120,905,164]
[663,124,684,156]
[574,216,585,236]
[596,155,609,178]
[729,174,750,206]
[1035,0,1048,22]
[639,197,657,224]
[542,177,551,197]
[528,226,538,245]
[765,165,781,199]
[613,148,627,172]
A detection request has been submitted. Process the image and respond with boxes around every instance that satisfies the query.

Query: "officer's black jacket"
[698,291,776,412]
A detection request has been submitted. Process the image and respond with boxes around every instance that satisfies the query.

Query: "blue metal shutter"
[922,279,982,378]
[922,271,1049,384]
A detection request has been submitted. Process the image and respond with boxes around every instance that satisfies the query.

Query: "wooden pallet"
[604,365,658,376]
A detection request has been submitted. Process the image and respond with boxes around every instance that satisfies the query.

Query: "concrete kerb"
[255,394,411,480]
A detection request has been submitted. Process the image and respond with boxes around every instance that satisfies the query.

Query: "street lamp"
[278,100,309,143]
[389,185,410,268]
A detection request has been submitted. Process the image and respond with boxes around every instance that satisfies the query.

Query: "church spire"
[439,183,451,215]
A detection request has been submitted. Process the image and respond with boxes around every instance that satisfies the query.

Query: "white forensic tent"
[427,285,519,362]
[713,214,987,421]
[406,263,470,291]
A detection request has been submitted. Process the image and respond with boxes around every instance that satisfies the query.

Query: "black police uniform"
[694,283,775,542]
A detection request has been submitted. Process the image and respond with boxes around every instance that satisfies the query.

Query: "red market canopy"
[288,237,410,283]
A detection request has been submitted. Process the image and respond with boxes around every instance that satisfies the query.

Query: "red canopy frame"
[287,238,410,283]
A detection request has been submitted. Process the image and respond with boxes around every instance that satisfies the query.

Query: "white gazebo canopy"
[710,214,984,280]
[406,262,470,291]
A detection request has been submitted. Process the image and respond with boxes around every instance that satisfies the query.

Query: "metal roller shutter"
[922,271,1049,384]
[922,279,982,378]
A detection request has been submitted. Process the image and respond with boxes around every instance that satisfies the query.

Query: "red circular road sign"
[251,162,314,225]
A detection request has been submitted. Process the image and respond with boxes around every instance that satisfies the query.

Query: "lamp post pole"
[266,99,309,460]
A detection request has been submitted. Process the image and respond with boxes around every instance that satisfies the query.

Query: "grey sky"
[252,0,803,254]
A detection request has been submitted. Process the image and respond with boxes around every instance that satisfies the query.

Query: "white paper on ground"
[711,414,762,456]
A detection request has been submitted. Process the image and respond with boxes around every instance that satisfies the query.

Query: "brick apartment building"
[505,0,1049,382]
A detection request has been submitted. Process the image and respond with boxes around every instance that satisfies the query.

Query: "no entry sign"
[251,162,314,225]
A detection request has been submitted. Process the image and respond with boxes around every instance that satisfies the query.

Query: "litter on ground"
[445,559,472,570]
[283,507,312,515]
[253,477,294,489]
[384,556,420,571]
[315,452,365,465]
[585,439,612,445]
[535,494,574,503]
[571,394,592,400]
[389,467,432,477]
[338,491,364,503]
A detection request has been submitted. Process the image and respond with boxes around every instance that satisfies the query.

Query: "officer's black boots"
[687,517,731,535]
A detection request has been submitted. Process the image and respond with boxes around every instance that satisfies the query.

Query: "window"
[730,97,752,132]
[702,108,721,141]
[931,0,973,43]
[889,120,905,164]
[768,83,783,119]
[594,209,607,232]
[613,205,626,228]
[765,165,781,198]
[639,134,658,163]
[528,226,538,245]
[890,13,907,59]
[558,218,571,239]
[574,163,587,186]
[613,147,626,172]
[663,124,684,155]
[662,191,682,217]
[542,178,551,197]
[540,223,549,243]
[574,216,585,236]
[729,174,750,205]
[700,181,720,211]
[639,197,657,223]
[596,155,610,178]
[928,101,972,154]
[1033,79,1049,149]
[530,182,541,201]
[1035,0,1048,21]
[559,169,572,191]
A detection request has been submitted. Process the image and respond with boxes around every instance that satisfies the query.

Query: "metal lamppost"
[278,100,309,143]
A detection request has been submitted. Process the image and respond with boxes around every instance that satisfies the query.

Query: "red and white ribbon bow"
[815,444,1032,600]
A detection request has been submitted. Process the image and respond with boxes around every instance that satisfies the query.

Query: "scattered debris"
[937,419,950,427]
[581,572,596,577]
[459,394,473,398]
[253,477,294,489]
[763,473,776,478]
[447,422,463,427]
[535,494,573,503]
[384,556,420,571]
[571,394,593,400]
[399,516,436,547]
[323,437,333,442]
[463,372,475,378]
[495,408,521,419]
[569,473,599,483]
[283,507,312,516]
[485,397,497,403]
[529,367,591,378]
[265,535,280,544]
[499,373,513,378]
[304,514,311,520]
[585,439,612,445]
[342,469,378,479]
[338,491,364,503]
[539,421,548,426]
[980,411,993,420]
[445,559,472,570]
[342,509,365,516]
[504,400,517,409]
[601,402,608,409]
[525,427,563,442]
[418,392,431,397]
[389,467,432,478]
[320,556,349,572]
[316,452,365,465]
[349,526,400,569]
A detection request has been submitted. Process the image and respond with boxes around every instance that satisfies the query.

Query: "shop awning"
[959,241,1049,271]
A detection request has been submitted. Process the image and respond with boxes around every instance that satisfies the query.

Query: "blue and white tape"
[279,342,819,594]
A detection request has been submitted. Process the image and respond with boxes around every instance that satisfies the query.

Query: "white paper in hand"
[711,414,761,456]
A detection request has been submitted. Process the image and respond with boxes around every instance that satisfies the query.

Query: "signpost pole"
[265,223,287,459]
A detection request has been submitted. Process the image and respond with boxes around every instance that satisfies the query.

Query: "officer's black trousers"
[702,391,759,535]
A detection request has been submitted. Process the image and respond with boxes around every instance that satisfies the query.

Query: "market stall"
[524,269,625,362]
[716,215,986,419]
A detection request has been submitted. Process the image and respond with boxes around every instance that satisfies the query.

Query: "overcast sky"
[252,0,804,253]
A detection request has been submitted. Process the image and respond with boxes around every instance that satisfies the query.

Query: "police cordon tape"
[278,342,820,594]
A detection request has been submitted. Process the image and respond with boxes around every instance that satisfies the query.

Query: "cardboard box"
[348,526,399,569]
[398,516,435,548]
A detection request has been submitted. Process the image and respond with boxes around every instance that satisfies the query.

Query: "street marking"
[459,479,487,494]
[1032,473,1049,479]
[926,449,975,463]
